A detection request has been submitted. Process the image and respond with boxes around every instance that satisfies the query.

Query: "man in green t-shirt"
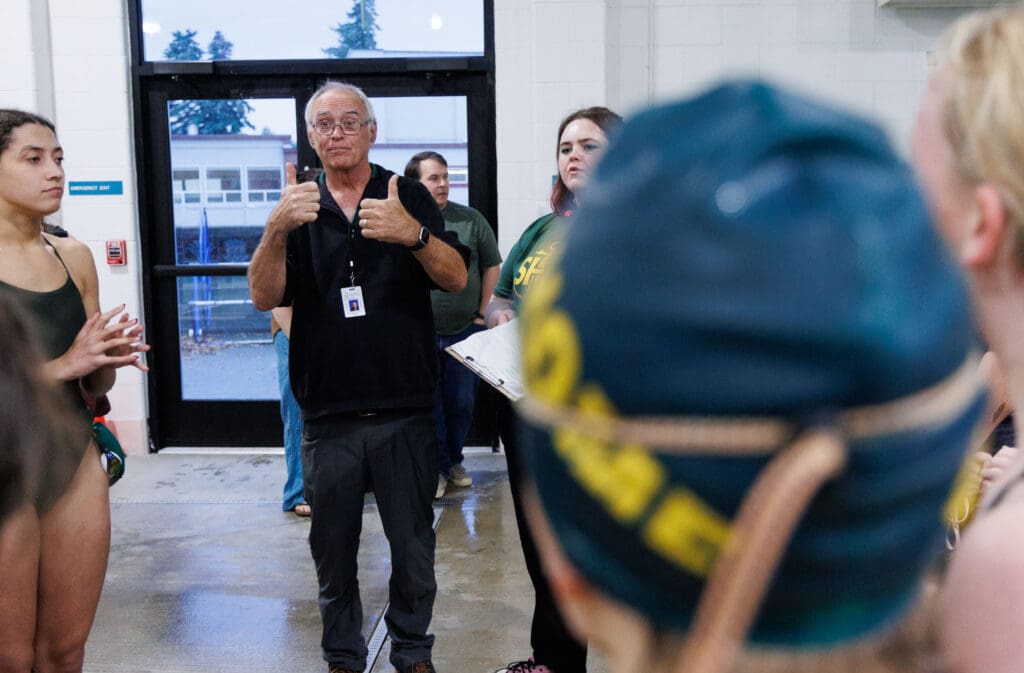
[406,151,502,498]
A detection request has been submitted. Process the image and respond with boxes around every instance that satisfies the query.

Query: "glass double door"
[142,76,495,447]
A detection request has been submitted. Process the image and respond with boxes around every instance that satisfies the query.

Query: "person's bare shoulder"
[44,232,98,294]
[45,232,93,267]
[940,501,1024,673]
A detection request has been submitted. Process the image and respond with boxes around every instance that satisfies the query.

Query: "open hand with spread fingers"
[56,304,151,380]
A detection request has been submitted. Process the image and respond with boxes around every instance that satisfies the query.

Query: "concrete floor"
[82,450,610,673]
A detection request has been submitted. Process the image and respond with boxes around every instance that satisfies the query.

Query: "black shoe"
[401,660,437,673]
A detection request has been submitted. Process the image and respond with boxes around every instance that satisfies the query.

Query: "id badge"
[341,285,367,318]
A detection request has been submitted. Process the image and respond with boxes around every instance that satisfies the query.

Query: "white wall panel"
[654,6,723,45]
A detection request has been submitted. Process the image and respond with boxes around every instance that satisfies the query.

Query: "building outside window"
[205,167,242,203]
[172,168,200,204]
[247,167,283,202]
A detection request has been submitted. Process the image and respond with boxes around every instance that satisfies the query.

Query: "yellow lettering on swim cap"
[521,261,581,406]
[523,265,665,526]
[549,385,664,524]
[523,308,580,405]
[608,445,665,521]
[552,424,664,524]
[644,489,731,577]
[555,425,612,498]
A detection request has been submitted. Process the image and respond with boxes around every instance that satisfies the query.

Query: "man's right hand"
[267,162,320,233]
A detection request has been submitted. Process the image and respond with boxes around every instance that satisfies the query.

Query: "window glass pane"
[172,168,200,203]
[177,276,276,400]
[368,95,469,207]
[449,166,468,186]
[142,0,484,62]
[169,98,296,265]
[247,167,282,205]
[208,168,242,190]
[169,95,471,265]
[206,168,242,204]
[248,167,281,191]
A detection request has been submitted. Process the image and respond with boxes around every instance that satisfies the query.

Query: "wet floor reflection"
[81,452,605,673]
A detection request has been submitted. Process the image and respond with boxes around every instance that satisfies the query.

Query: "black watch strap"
[408,226,429,251]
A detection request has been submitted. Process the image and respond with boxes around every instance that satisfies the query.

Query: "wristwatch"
[408,226,430,251]
[473,311,485,320]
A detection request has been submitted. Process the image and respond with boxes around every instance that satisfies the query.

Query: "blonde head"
[936,5,1024,264]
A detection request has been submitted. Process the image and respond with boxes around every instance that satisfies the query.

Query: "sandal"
[292,503,311,517]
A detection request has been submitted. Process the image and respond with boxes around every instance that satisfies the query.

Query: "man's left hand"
[359,175,420,247]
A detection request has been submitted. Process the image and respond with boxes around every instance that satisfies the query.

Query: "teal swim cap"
[519,80,983,647]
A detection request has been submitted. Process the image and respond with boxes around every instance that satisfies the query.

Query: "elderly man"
[405,151,501,499]
[249,80,468,673]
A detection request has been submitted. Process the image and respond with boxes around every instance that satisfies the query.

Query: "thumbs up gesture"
[266,162,321,234]
[359,175,421,247]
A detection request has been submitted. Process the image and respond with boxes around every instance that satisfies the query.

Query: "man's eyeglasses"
[311,118,371,136]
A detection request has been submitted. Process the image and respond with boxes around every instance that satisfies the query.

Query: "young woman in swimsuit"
[0,109,149,673]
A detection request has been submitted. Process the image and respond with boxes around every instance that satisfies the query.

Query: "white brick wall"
[496,0,608,253]
[0,1,43,111]
[1,0,146,453]
[494,0,990,258]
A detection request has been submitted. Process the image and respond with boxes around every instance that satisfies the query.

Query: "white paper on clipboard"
[446,318,523,401]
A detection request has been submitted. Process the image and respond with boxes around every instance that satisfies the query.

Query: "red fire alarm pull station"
[106,240,127,266]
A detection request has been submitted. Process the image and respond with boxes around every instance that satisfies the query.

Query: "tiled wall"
[1,0,989,450]
[1,1,42,111]
[495,0,988,254]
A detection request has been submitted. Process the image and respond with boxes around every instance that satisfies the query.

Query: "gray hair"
[305,81,377,128]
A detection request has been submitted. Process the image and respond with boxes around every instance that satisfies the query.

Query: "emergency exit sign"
[69,181,123,196]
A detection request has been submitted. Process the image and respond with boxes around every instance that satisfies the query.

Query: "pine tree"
[164,28,203,61]
[165,30,205,134]
[165,29,254,135]
[197,31,254,135]
[195,99,255,135]
[207,30,233,60]
[323,0,380,58]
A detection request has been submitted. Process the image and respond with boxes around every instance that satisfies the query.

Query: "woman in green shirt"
[487,106,621,673]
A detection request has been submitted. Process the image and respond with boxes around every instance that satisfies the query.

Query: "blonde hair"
[937,5,1024,265]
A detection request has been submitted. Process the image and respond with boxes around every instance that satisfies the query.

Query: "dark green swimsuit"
[0,242,92,505]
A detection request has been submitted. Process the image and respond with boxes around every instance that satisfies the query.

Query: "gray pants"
[302,410,438,671]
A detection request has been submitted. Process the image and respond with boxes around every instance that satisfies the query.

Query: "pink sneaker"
[494,658,553,673]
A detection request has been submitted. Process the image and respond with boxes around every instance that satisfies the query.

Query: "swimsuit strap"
[43,233,74,281]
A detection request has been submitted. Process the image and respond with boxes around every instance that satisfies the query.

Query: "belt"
[324,407,425,421]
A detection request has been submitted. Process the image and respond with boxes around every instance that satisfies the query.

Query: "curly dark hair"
[0,109,56,156]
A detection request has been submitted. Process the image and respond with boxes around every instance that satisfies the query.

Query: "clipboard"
[446,319,523,401]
